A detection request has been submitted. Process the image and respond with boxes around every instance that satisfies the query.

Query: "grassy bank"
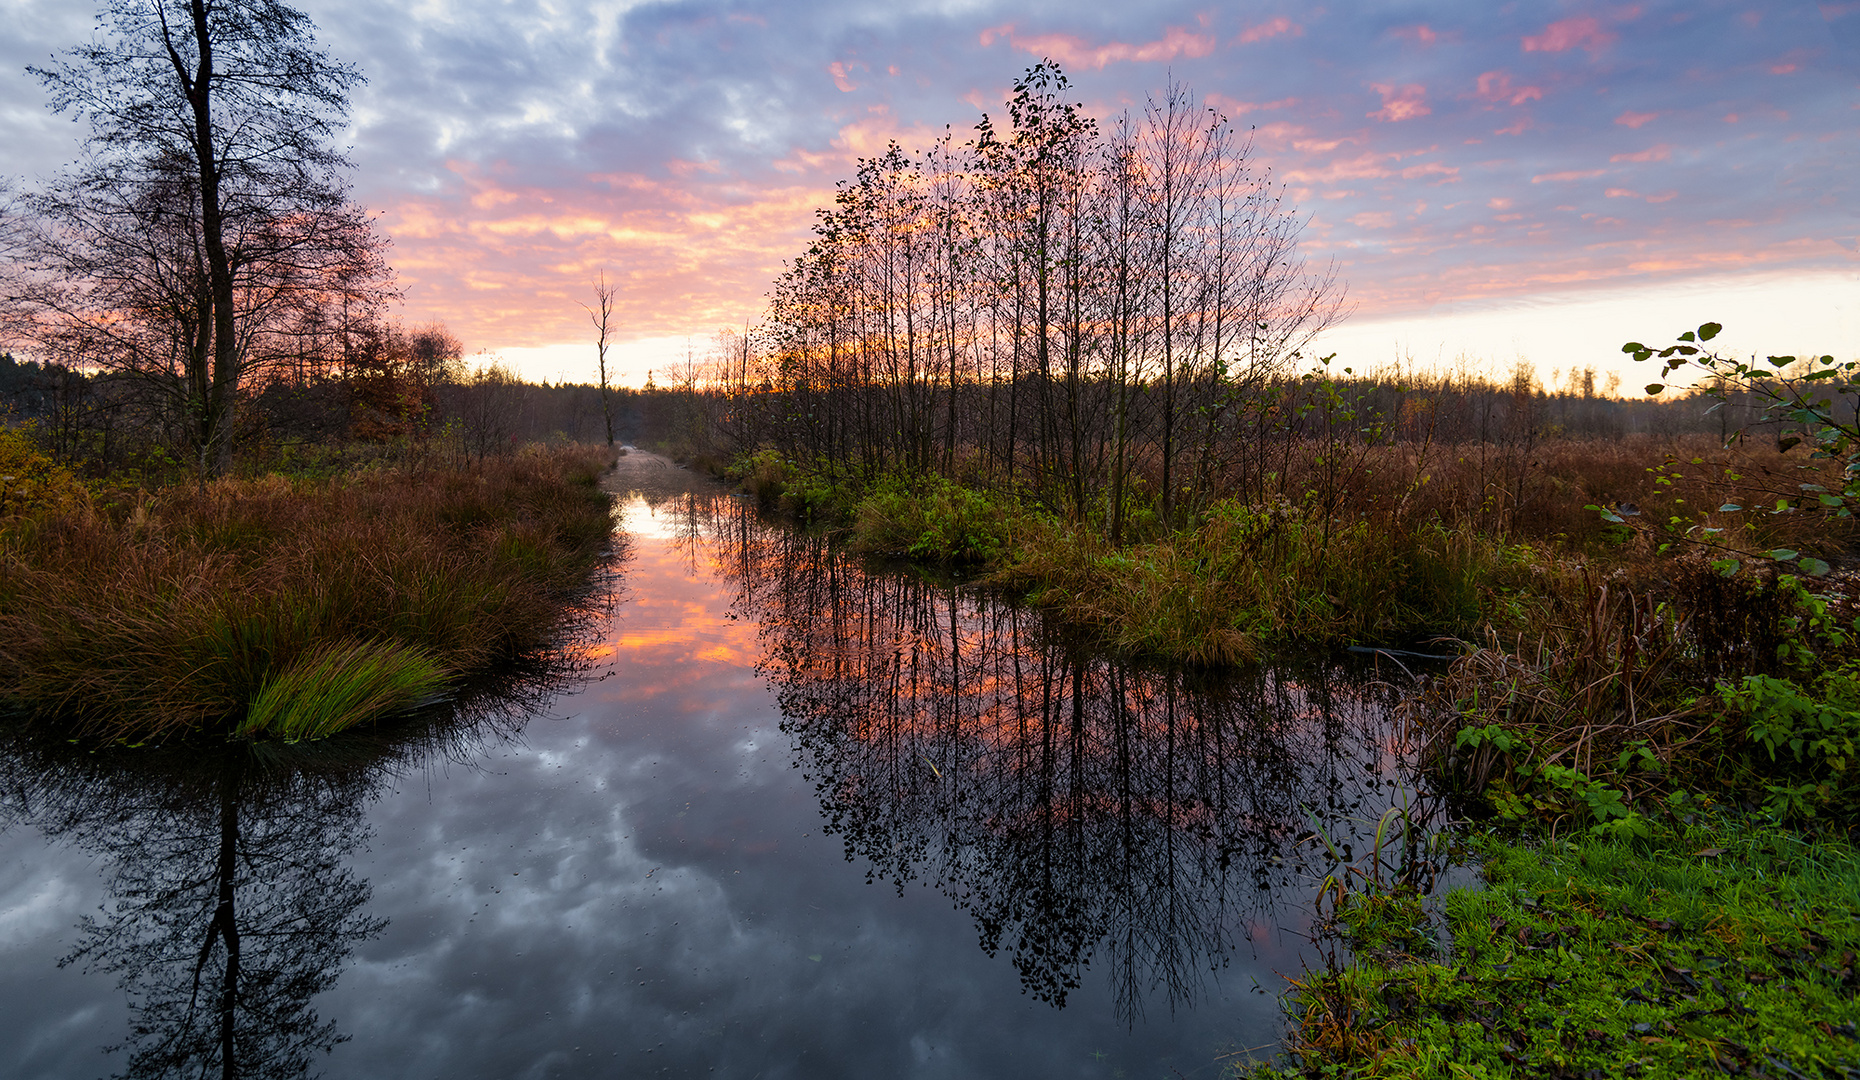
[1241,550,1859,1075]
[724,439,1860,1077]
[0,444,616,742]
[1249,815,1860,1079]
[722,433,1850,665]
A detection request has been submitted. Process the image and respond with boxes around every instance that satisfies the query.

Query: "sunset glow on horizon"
[4,0,1855,388]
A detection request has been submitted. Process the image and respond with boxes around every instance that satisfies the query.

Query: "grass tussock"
[0,444,616,741]
[237,639,449,741]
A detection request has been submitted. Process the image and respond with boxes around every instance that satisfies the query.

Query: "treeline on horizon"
[0,339,657,480]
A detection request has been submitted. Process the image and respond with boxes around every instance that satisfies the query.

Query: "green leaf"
[1799,557,1832,577]
[1645,383,1664,396]
[1770,548,1800,561]
[1718,503,1742,513]
[1698,321,1722,341]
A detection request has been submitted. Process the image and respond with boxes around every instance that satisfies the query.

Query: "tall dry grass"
[0,444,616,741]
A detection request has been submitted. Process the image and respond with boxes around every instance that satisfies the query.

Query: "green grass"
[1247,815,1860,1079]
[1001,503,1530,665]
[238,639,450,741]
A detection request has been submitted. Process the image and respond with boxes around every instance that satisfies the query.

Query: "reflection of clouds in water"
[0,827,121,1078]
[316,496,1299,1075]
[0,862,91,949]
[329,733,1085,1078]
[600,499,767,678]
[1,487,1349,1079]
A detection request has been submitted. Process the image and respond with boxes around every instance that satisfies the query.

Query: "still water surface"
[0,485,1430,1079]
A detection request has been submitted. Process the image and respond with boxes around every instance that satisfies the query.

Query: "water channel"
[0,464,1442,1079]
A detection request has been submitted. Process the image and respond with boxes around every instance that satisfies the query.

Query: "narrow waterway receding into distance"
[0,465,1442,1079]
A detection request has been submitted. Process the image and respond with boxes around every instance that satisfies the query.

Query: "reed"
[0,444,616,741]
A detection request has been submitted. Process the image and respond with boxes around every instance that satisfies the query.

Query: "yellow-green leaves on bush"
[0,426,87,518]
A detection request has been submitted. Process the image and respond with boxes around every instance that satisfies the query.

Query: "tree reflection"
[683,496,1436,1021]
[0,656,593,1078]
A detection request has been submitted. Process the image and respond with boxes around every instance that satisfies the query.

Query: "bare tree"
[22,0,388,479]
[750,62,1343,529]
[453,359,525,464]
[581,272,617,447]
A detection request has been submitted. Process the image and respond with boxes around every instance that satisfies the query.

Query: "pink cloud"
[1531,169,1606,183]
[1609,144,1671,162]
[1238,16,1303,44]
[1494,118,1531,136]
[1206,92,1298,117]
[1368,83,1431,122]
[1389,24,1440,45]
[1400,161,1460,182]
[1474,71,1545,106]
[1284,152,1404,184]
[978,23,1215,69]
[1522,16,1616,53]
[828,61,859,93]
[1350,211,1395,229]
[1769,48,1813,75]
[665,158,723,177]
[1251,121,1307,142]
[1604,187,1640,198]
[1614,110,1658,128]
[385,163,832,352]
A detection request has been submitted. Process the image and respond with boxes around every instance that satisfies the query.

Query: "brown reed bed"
[0,444,617,743]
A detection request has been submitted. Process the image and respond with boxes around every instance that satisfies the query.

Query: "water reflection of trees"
[684,495,1424,1020]
[0,664,589,1078]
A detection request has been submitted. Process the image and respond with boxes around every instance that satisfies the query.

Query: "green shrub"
[1720,664,1860,819]
[850,474,1023,563]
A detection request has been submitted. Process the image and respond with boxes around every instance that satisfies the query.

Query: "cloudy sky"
[3,0,1856,385]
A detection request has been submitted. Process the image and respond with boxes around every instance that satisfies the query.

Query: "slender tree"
[25,0,386,479]
[582,272,617,447]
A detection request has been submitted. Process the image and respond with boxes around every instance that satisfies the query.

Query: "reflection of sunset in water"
[5,483,1432,1078]
[652,493,1444,1022]
[592,495,766,680]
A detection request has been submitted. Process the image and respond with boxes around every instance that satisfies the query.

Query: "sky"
[2,0,1857,388]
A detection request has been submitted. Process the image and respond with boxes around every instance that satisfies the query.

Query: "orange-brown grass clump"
[0,444,617,743]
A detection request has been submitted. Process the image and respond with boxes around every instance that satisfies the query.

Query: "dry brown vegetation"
[0,444,617,741]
